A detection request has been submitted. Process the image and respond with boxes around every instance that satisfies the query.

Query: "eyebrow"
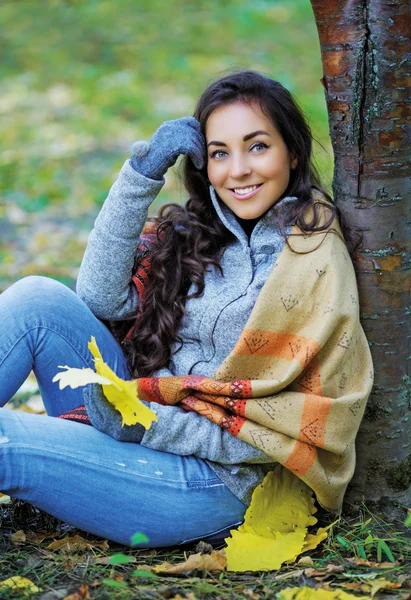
[207,130,270,147]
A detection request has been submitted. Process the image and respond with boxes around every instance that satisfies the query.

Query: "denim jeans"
[0,276,246,547]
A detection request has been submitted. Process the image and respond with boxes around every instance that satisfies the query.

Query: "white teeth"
[233,185,259,195]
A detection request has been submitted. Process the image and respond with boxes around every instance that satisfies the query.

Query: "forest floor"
[1,380,410,600]
[0,495,410,600]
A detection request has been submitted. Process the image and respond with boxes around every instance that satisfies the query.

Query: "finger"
[185,117,201,132]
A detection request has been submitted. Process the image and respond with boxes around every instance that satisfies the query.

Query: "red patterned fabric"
[58,404,92,426]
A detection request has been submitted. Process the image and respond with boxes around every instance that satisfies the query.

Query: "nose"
[229,153,251,179]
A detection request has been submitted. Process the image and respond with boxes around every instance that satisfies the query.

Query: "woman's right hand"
[129,117,206,181]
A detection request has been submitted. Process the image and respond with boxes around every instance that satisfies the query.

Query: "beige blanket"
[135,198,374,511]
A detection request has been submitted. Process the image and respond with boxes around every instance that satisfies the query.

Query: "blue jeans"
[0,276,246,547]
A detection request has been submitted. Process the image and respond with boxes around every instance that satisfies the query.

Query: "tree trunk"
[310,0,410,512]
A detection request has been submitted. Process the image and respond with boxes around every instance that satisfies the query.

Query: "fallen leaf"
[277,586,371,599]
[274,569,305,580]
[224,466,317,572]
[365,577,402,597]
[304,564,344,577]
[341,582,370,593]
[346,557,400,568]
[63,584,90,600]
[242,465,317,536]
[47,534,109,552]
[296,557,314,567]
[138,549,227,574]
[11,529,26,544]
[0,576,41,594]
[26,531,59,544]
[300,522,336,554]
[226,527,306,572]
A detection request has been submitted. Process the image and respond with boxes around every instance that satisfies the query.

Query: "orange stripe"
[284,440,317,476]
[298,393,332,448]
[234,329,320,367]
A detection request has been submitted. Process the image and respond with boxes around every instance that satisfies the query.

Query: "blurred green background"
[0,0,333,293]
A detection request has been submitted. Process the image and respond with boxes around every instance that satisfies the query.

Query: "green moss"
[365,400,389,422]
[386,454,411,492]
[400,375,411,409]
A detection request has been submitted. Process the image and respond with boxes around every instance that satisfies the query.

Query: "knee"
[1,276,76,315]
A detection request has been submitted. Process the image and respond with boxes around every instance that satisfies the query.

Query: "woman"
[0,70,373,547]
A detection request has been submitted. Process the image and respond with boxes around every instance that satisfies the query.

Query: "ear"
[290,155,298,169]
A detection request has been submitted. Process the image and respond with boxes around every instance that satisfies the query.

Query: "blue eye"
[251,142,269,152]
[209,150,227,159]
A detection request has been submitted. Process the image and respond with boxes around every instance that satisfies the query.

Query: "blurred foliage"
[0,0,333,292]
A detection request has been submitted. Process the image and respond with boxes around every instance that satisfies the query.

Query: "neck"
[234,214,261,239]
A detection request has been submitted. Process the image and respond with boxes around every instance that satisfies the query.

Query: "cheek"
[207,163,219,185]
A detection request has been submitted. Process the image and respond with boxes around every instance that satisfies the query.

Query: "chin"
[234,208,266,220]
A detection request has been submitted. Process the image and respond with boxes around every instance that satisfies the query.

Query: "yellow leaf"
[52,367,114,389]
[299,521,337,554]
[0,493,12,505]
[53,337,158,431]
[0,576,40,593]
[224,466,318,572]
[365,577,402,597]
[242,465,317,538]
[11,529,26,544]
[278,586,371,599]
[225,528,306,572]
[88,336,157,429]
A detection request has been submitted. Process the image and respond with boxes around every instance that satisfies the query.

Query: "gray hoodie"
[77,159,297,505]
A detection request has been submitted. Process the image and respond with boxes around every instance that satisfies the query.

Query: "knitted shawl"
[61,199,374,512]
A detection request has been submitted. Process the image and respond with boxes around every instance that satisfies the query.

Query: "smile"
[229,184,263,200]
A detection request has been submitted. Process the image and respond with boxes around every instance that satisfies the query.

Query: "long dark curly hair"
[122,69,358,378]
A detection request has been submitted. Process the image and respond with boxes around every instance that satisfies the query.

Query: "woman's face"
[206,101,296,220]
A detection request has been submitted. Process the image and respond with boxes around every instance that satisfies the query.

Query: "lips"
[229,183,263,200]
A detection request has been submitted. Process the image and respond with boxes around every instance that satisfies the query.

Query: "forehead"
[205,101,276,139]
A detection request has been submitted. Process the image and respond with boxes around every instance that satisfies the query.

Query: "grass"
[1,499,410,599]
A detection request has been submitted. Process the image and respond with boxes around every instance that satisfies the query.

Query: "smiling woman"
[0,70,373,547]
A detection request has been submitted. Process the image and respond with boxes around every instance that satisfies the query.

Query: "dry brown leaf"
[63,584,90,600]
[11,529,26,544]
[346,557,400,568]
[138,549,227,574]
[26,530,60,544]
[304,564,344,577]
[365,578,402,596]
[341,582,370,593]
[274,569,305,580]
[296,556,314,566]
[47,534,109,552]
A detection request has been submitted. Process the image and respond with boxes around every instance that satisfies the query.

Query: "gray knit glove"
[83,384,146,443]
[129,117,206,181]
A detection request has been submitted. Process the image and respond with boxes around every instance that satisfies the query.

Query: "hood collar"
[209,185,298,250]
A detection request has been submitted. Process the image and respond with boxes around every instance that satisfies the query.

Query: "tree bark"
[310,0,410,512]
